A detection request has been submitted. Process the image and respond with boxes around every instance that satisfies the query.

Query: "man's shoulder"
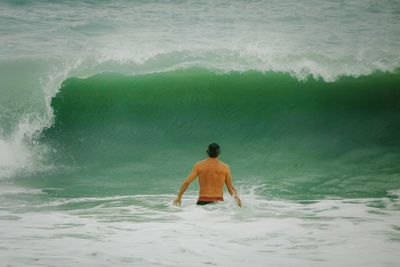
[194,159,206,167]
[218,160,230,169]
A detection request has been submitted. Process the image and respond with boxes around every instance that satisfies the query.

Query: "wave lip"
[1,0,400,81]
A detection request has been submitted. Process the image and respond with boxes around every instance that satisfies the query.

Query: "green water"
[22,69,398,199]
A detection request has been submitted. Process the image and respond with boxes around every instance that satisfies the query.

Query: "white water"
[0,186,399,267]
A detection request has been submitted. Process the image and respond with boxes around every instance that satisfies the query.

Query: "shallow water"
[1,185,399,267]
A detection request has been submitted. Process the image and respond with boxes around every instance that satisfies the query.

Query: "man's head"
[207,143,220,158]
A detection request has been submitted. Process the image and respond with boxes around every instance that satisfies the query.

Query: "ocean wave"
[1,0,400,188]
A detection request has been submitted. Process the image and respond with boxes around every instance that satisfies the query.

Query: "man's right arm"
[173,164,198,206]
[225,166,242,207]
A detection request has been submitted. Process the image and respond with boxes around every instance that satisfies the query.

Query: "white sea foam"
[0,113,48,179]
[0,58,83,179]
[0,191,399,267]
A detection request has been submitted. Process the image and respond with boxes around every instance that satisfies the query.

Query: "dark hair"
[207,143,220,158]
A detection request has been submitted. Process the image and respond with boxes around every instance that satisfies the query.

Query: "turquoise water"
[36,69,400,199]
[1,1,400,266]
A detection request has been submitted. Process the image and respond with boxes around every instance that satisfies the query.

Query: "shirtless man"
[173,143,242,207]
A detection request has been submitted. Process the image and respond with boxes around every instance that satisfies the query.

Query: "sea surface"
[0,0,400,266]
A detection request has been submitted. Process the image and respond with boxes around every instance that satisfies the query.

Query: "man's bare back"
[173,143,241,207]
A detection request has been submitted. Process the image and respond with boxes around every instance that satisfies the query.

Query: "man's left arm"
[225,166,242,207]
[173,165,198,206]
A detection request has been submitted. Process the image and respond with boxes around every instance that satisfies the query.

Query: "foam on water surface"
[1,185,399,267]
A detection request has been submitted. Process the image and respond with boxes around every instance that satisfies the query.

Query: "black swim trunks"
[196,196,223,205]
[196,200,215,205]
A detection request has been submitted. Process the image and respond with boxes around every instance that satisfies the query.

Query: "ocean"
[0,0,400,266]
